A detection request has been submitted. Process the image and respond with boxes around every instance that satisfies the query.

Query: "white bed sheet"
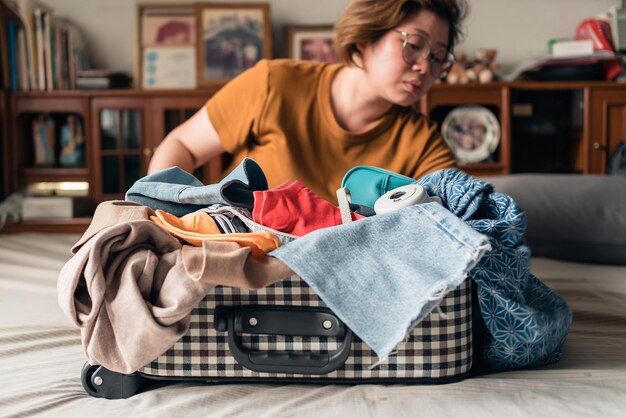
[0,233,625,418]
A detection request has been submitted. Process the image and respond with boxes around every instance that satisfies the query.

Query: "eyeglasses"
[394,30,456,79]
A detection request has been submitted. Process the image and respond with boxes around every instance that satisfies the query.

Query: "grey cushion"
[484,174,626,265]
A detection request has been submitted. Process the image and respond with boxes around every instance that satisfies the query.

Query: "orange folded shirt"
[149,209,281,259]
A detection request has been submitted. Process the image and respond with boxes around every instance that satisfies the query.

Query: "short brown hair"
[334,0,468,66]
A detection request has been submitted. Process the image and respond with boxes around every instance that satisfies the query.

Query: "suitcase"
[81,274,474,399]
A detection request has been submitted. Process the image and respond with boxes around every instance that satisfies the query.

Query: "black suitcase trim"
[81,363,473,400]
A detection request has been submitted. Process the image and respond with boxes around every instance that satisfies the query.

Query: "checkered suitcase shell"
[137,274,473,383]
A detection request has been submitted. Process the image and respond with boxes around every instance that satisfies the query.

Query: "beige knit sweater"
[57,201,294,373]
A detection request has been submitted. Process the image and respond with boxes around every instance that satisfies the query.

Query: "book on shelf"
[26,181,89,197]
[43,6,52,90]
[0,0,49,90]
[32,113,55,167]
[16,23,27,90]
[21,195,92,219]
[0,1,15,89]
[21,170,92,221]
[0,0,90,91]
[33,5,43,89]
[7,18,17,90]
[76,69,132,89]
[550,39,595,58]
[3,0,49,90]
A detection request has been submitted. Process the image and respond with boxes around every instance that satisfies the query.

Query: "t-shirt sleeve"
[205,59,270,154]
[412,119,458,178]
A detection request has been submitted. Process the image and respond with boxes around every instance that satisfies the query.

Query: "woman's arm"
[147,107,225,174]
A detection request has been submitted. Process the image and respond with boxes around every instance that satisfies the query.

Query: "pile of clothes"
[57,158,571,374]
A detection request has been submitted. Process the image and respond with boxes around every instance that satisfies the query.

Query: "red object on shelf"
[574,19,622,80]
[575,19,615,51]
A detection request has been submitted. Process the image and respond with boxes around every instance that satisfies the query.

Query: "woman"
[148,0,467,203]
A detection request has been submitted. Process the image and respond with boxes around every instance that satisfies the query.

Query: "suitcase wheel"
[81,362,147,399]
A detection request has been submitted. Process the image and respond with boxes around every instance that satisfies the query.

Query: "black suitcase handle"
[214,305,353,374]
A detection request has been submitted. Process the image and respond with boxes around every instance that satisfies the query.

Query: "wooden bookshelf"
[2,82,626,233]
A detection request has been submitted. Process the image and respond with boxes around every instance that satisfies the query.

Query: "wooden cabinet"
[149,93,224,184]
[422,82,510,176]
[0,91,9,200]
[425,81,625,177]
[3,89,218,232]
[589,86,626,174]
[12,93,91,192]
[507,82,587,174]
[90,96,149,201]
[89,92,224,202]
[1,82,625,232]
[5,92,93,232]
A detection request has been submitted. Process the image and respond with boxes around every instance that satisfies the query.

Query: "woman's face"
[359,10,450,107]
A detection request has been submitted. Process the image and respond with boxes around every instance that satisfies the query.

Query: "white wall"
[44,0,622,76]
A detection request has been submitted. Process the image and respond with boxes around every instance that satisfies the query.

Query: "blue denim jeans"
[270,202,491,361]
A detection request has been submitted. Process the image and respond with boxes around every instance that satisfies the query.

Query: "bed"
[1,232,625,418]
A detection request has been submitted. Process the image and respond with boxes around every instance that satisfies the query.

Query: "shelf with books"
[1,83,624,233]
[15,111,88,170]
[1,89,223,233]
[12,93,89,191]
[0,0,89,92]
[5,88,91,232]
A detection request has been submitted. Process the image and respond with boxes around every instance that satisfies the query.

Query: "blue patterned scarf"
[417,169,572,370]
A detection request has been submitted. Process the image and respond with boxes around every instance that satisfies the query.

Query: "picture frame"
[286,25,338,63]
[195,3,272,87]
[136,4,197,89]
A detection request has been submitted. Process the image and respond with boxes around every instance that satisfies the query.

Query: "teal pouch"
[340,166,416,207]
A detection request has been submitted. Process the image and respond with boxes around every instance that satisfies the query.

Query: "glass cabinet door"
[510,88,584,174]
[92,98,149,201]
[162,107,207,180]
[150,96,225,184]
[422,84,510,177]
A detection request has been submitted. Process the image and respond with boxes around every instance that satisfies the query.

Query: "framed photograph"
[141,15,196,46]
[196,3,272,86]
[286,25,338,63]
[136,4,197,89]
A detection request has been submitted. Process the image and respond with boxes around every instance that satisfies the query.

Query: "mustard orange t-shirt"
[206,59,455,203]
